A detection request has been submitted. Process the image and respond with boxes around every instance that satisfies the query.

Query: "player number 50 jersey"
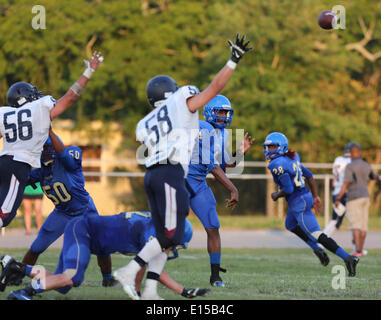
[136,86,200,175]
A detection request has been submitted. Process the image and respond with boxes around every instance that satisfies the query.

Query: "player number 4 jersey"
[0,95,55,168]
[136,86,200,175]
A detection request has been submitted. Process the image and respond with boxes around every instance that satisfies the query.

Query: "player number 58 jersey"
[0,95,55,168]
[136,86,200,175]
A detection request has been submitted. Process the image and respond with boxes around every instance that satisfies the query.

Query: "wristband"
[226,59,237,70]
[83,67,95,79]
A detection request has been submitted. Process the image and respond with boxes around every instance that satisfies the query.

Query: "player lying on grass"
[187,95,254,287]
[6,128,117,287]
[0,212,210,300]
[0,52,103,229]
[263,132,359,277]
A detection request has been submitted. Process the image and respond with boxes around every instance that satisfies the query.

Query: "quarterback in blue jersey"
[17,128,116,287]
[263,132,359,277]
[0,213,209,300]
[187,95,254,287]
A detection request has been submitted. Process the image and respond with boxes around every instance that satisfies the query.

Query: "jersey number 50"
[42,182,72,205]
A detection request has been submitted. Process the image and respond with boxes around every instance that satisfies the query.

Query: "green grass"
[1,248,380,300]
[6,213,381,230]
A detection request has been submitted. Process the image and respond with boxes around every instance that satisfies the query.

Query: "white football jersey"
[332,155,351,195]
[0,95,55,168]
[136,85,200,176]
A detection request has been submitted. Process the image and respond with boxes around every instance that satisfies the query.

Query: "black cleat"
[102,276,121,287]
[345,255,359,277]
[0,255,26,291]
[210,275,225,287]
[313,247,330,266]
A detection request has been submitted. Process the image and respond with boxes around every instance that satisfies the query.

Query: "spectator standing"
[335,143,380,257]
[22,183,44,235]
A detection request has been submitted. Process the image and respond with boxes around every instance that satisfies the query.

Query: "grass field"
[0,248,380,300]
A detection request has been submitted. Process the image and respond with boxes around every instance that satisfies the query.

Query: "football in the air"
[318,10,337,30]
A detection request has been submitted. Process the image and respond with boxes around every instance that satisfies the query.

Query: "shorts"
[23,194,43,200]
[346,197,370,231]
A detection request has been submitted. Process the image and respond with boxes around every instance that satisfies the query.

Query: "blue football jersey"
[187,120,230,182]
[29,146,91,216]
[86,211,155,256]
[267,153,312,202]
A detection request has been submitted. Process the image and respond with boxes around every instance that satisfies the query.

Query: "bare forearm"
[159,270,183,294]
[211,166,237,193]
[307,177,318,198]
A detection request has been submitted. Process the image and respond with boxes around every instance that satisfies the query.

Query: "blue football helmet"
[263,132,288,160]
[202,95,234,129]
[168,219,193,260]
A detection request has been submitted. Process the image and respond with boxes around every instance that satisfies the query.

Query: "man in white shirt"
[114,34,253,300]
[0,51,103,229]
[323,143,352,237]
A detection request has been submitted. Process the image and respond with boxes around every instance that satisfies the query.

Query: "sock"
[25,265,33,277]
[138,237,163,263]
[147,252,168,275]
[335,247,350,260]
[209,252,221,265]
[323,220,337,237]
[31,280,44,294]
[102,273,112,280]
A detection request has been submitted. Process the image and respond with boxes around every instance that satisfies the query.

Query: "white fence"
[81,159,381,228]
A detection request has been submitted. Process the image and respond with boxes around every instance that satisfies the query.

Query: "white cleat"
[113,267,140,300]
[141,291,164,300]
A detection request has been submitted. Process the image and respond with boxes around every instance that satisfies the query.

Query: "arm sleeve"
[56,146,82,171]
[278,173,295,195]
[301,165,313,179]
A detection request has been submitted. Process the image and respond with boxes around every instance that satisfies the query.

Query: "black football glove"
[228,33,253,63]
[181,287,211,299]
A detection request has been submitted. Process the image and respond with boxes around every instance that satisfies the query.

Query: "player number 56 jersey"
[136,86,200,175]
[0,95,55,168]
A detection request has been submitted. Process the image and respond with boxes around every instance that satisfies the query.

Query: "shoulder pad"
[179,85,200,100]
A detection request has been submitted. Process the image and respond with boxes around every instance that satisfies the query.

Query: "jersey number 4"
[3,110,33,143]
[145,105,172,145]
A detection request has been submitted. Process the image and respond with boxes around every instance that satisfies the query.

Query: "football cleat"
[6,289,33,300]
[113,267,140,300]
[345,255,359,277]
[313,247,330,266]
[102,276,121,287]
[141,291,164,300]
[210,275,225,287]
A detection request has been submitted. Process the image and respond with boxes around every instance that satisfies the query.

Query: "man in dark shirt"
[335,143,379,257]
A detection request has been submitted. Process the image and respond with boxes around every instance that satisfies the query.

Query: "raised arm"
[49,128,65,154]
[50,51,103,120]
[187,34,253,113]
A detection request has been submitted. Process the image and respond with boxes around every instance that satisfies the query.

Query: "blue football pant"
[54,217,91,293]
[30,198,98,254]
[189,181,220,229]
